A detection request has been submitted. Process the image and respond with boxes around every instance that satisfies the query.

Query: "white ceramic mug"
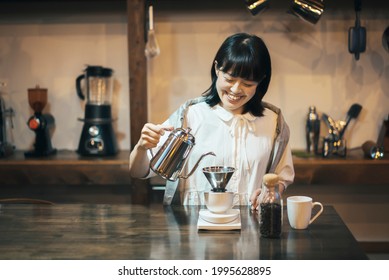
[287,196,324,229]
[204,191,235,214]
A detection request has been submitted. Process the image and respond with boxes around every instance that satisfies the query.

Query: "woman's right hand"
[137,123,174,150]
[129,123,174,178]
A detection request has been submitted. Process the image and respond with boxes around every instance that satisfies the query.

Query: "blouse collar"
[212,104,256,123]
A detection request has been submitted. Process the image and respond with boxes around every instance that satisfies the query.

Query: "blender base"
[197,209,241,231]
[77,121,118,156]
[77,103,118,156]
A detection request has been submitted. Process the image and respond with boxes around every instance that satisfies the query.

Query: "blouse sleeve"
[274,141,295,190]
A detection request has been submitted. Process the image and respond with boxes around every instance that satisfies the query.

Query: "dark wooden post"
[127,0,150,204]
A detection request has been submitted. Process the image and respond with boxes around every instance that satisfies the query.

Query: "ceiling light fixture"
[288,0,325,24]
[244,0,270,16]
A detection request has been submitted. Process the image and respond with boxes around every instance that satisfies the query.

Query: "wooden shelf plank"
[0,150,129,166]
[0,150,131,185]
[1,149,388,185]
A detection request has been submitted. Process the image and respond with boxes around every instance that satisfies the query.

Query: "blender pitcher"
[76,65,113,105]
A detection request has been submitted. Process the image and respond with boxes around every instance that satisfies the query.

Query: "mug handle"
[309,202,324,225]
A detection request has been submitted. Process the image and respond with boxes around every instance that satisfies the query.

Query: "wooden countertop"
[0,203,367,260]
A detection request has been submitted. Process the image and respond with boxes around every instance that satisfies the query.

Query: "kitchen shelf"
[0,150,131,185]
[1,148,388,186]
[292,149,389,185]
[0,150,155,204]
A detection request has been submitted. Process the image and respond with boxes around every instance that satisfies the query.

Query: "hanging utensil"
[348,0,366,60]
[383,26,389,53]
[145,4,160,59]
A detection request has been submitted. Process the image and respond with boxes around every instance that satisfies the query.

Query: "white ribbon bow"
[229,115,256,175]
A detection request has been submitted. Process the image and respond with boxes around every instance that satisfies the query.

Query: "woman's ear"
[214,61,218,73]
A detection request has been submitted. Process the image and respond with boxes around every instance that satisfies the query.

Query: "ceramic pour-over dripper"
[203,166,235,192]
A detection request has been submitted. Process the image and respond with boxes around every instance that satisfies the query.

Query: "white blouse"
[148,102,294,205]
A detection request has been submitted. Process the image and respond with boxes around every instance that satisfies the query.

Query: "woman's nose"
[230,81,242,93]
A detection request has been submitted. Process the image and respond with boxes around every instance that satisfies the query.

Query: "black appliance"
[24,86,56,157]
[76,65,118,156]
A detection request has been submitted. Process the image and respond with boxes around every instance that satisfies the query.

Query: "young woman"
[129,33,294,209]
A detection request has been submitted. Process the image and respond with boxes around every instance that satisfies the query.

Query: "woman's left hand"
[249,189,262,211]
[250,184,285,211]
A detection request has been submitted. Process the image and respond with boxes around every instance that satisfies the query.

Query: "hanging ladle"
[145,4,160,59]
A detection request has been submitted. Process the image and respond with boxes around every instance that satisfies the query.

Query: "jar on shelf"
[259,173,283,238]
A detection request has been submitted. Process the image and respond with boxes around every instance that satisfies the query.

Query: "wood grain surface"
[0,204,367,260]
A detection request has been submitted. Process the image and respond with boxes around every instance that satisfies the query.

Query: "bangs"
[219,46,261,82]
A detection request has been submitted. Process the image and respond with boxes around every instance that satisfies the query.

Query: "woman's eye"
[243,83,255,87]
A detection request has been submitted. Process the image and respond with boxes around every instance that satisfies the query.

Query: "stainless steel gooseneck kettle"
[150,127,216,181]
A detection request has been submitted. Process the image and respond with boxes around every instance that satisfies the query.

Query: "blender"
[76,65,118,156]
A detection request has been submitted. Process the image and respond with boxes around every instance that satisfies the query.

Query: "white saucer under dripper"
[197,209,241,230]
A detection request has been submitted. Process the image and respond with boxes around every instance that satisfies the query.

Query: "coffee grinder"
[25,85,57,157]
[76,65,118,156]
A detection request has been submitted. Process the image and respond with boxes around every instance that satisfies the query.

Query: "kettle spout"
[180,152,216,179]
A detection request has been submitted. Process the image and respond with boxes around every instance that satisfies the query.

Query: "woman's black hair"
[202,33,272,116]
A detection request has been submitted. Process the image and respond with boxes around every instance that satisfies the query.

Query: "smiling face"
[215,66,259,115]
[204,33,272,117]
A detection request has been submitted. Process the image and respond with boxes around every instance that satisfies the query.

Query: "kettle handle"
[76,74,85,100]
[149,148,154,158]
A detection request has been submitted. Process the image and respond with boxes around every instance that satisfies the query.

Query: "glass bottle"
[259,173,283,238]
[306,106,320,155]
